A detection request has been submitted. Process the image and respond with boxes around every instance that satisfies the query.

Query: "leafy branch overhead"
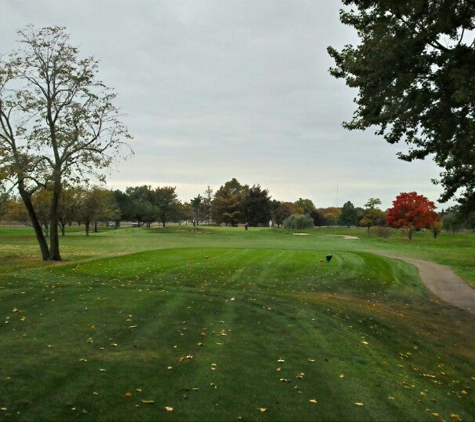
[328,1,475,210]
[0,25,133,260]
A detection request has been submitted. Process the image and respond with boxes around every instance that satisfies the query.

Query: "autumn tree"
[77,187,120,236]
[272,200,299,228]
[322,207,342,226]
[386,192,439,240]
[0,26,132,260]
[328,2,475,210]
[57,186,83,236]
[4,197,30,224]
[294,198,316,215]
[360,198,385,236]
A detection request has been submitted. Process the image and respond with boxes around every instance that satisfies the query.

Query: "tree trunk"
[18,182,50,260]
[59,221,66,236]
[49,174,62,261]
[85,221,90,236]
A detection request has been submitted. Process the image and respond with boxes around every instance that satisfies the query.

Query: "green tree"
[338,201,358,227]
[241,184,272,227]
[211,178,248,226]
[124,186,155,227]
[442,210,462,234]
[190,195,204,225]
[0,26,132,260]
[152,186,179,227]
[328,1,475,209]
[202,186,213,224]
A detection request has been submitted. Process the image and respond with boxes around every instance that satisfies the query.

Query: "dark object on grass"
[326,254,332,263]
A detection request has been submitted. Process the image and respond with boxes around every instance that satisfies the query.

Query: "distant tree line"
[5,178,474,240]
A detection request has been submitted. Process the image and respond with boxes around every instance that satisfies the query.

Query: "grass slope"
[0,226,474,421]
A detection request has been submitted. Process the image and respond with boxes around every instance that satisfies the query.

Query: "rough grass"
[0,226,474,421]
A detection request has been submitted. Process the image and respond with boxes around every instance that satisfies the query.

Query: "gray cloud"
[1,0,452,210]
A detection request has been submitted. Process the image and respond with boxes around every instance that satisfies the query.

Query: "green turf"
[0,225,474,421]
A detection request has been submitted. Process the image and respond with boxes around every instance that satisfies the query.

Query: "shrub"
[283,213,314,230]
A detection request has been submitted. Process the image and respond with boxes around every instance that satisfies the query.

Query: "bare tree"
[0,26,132,260]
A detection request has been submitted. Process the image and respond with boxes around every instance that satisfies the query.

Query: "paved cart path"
[383,255,475,315]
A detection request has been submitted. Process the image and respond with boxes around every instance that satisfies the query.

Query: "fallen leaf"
[309,399,317,404]
[355,402,364,407]
[258,408,267,413]
[339,374,345,379]
[450,414,462,421]
[362,341,369,345]
[125,392,131,397]
[164,406,173,411]
[431,413,440,418]
[141,400,154,404]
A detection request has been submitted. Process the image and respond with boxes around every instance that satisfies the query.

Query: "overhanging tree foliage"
[0,26,132,260]
[328,1,475,210]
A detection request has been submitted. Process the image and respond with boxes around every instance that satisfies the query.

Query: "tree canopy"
[0,25,132,260]
[328,1,475,210]
[387,191,439,240]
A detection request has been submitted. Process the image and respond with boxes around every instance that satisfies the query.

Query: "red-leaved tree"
[386,192,439,241]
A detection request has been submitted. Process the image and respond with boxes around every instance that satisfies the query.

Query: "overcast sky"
[2,0,455,210]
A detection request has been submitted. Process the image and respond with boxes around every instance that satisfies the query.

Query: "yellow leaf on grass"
[258,408,267,413]
[339,374,345,379]
[431,413,440,418]
[362,341,369,345]
[309,399,317,404]
[450,414,462,421]
[141,400,154,404]
[355,402,364,407]
[164,406,173,411]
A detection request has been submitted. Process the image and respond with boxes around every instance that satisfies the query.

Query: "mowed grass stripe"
[1,229,475,421]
